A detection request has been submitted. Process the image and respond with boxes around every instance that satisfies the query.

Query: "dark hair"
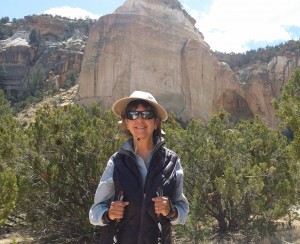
[119,100,162,138]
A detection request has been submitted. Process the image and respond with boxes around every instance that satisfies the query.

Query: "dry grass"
[0,223,300,244]
[0,233,34,244]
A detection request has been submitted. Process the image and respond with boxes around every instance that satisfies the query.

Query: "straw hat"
[112,91,168,121]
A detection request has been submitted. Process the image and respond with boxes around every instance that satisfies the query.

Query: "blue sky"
[1,0,300,53]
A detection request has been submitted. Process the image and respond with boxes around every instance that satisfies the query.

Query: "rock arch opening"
[216,90,254,123]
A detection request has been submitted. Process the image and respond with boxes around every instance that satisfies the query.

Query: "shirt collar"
[121,137,164,154]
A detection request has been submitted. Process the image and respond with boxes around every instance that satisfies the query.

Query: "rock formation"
[20,15,70,41]
[0,16,89,91]
[0,31,35,90]
[1,5,299,127]
[77,0,210,120]
[77,0,300,127]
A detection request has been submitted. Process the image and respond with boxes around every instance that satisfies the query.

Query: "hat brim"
[112,97,168,121]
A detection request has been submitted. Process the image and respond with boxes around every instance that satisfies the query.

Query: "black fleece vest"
[100,143,178,244]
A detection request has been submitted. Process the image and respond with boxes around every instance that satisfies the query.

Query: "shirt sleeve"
[170,158,190,225]
[89,157,115,226]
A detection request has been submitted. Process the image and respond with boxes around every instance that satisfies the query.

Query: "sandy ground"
[1,222,299,244]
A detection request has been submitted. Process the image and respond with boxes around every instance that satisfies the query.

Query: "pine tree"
[166,110,297,242]
[273,68,300,159]
[0,65,7,90]
[29,28,40,47]
[23,103,121,239]
[0,92,25,227]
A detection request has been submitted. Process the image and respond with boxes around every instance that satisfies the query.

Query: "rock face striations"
[77,0,215,122]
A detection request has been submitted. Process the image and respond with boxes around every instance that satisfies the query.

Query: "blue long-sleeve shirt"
[89,139,189,226]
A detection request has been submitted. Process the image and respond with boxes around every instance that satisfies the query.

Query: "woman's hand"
[108,201,129,221]
[152,196,171,216]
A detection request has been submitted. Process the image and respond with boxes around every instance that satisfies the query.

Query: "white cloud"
[43,6,100,20]
[184,0,300,53]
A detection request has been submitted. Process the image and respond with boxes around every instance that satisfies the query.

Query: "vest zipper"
[137,192,147,243]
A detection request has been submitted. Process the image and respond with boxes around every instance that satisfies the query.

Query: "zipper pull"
[156,187,163,243]
[118,190,124,201]
[116,191,124,223]
[156,186,163,197]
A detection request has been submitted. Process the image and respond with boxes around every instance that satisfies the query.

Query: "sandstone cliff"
[77,0,212,121]
[0,15,92,92]
[77,0,300,127]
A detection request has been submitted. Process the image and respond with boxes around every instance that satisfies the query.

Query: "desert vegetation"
[0,70,300,243]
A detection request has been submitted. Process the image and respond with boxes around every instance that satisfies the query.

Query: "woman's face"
[125,104,159,142]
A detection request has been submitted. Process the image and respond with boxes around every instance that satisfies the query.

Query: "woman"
[89,91,189,244]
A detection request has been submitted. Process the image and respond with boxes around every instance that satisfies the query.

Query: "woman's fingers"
[108,201,129,220]
[152,196,171,216]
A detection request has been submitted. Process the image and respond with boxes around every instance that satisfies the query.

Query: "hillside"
[1,13,300,126]
[0,14,93,112]
[0,12,300,126]
[16,84,78,126]
[214,40,300,69]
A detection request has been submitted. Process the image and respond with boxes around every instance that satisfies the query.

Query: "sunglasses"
[126,110,156,120]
